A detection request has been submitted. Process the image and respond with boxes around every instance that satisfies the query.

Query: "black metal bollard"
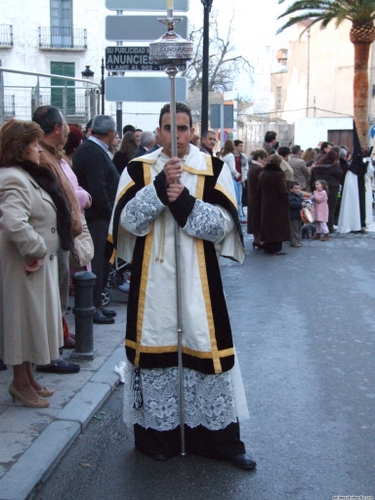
[70,271,98,360]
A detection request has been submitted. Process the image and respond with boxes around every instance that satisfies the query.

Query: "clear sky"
[186,0,291,99]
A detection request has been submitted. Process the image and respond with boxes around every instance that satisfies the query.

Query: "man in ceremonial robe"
[108,102,256,469]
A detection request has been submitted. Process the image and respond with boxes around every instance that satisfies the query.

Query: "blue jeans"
[233,180,245,221]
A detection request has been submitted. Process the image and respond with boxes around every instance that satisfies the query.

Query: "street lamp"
[81,65,94,82]
[201,0,213,136]
[81,65,95,121]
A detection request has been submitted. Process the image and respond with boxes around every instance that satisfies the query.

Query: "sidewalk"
[0,289,128,500]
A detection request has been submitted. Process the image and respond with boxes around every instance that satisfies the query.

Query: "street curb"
[0,420,81,500]
[0,348,124,500]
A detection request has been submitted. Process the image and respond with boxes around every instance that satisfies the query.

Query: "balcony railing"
[38,26,87,50]
[4,95,15,116]
[0,24,13,47]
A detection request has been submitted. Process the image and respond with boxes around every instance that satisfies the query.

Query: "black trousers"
[134,421,246,459]
[87,218,111,309]
[263,241,282,254]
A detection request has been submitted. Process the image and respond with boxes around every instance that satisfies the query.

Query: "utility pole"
[200,0,213,136]
[101,58,105,115]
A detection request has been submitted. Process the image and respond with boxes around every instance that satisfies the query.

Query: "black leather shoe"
[230,453,257,470]
[152,454,168,461]
[93,313,115,324]
[100,308,117,317]
[36,359,80,374]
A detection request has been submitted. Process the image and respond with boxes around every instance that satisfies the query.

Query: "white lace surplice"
[123,360,249,432]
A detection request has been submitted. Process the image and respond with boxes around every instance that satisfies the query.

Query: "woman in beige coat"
[0,119,73,407]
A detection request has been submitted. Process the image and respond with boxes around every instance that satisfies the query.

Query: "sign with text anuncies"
[105,46,186,71]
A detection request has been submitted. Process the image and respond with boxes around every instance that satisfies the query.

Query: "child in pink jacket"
[311,180,329,241]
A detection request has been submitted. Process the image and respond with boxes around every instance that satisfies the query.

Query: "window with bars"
[50,0,73,47]
[276,87,282,111]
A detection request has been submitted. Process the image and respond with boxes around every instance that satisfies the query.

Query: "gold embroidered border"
[115,179,135,204]
[214,183,237,209]
[184,154,213,176]
[134,163,153,365]
[196,239,222,373]
[126,339,234,359]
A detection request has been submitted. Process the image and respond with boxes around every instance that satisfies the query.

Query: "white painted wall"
[294,117,353,150]
[0,0,178,129]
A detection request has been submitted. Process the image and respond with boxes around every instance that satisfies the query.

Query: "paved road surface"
[34,233,375,500]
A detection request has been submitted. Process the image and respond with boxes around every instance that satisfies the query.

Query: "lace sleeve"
[182,199,233,243]
[120,184,165,236]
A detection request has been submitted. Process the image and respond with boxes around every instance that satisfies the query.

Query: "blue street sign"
[105,76,188,102]
[106,0,189,10]
[370,124,375,140]
[105,15,188,42]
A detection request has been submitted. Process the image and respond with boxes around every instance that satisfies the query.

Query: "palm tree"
[277,0,375,147]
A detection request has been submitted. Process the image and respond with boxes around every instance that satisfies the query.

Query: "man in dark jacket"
[74,115,120,323]
[133,131,155,158]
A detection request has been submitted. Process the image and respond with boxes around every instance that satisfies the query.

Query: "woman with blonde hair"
[0,119,73,407]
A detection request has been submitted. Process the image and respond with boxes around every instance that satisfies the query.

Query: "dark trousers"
[263,241,282,254]
[134,421,246,459]
[87,218,111,309]
[290,219,302,244]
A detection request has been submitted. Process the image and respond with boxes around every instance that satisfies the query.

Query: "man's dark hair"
[123,124,136,135]
[264,131,276,143]
[289,181,300,189]
[202,130,215,139]
[32,105,63,135]
[135,128,143,133]
[85,118,93,131]
[291,145,301,155]
[159,102,192,128]
[320,141,332,151]
[278,146,290,158]
[234,140,243,147]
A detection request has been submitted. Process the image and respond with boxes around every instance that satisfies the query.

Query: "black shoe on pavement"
[152,454,168,461]
[100,307,117,317]
[0,358,7,371]
[229,453,257,470]
[93,312,115,324]
[36,359,80,374]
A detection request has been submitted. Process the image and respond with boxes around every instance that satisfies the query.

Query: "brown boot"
[322,233,329,241]
[312,233,321,240]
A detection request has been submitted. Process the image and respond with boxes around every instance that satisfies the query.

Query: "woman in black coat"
[258,154,291,255]
[310,150,343,233]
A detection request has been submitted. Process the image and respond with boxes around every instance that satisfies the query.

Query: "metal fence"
[38,26,87,50]
[0,67,101,125]
[236,117,294,155]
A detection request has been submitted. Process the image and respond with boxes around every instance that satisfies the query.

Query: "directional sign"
[105,15,188,42]
[370,124,375,140]
[105,46,186,71]
[210,104,234,129]
[105,76,188,102]
[106,0,189,11]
